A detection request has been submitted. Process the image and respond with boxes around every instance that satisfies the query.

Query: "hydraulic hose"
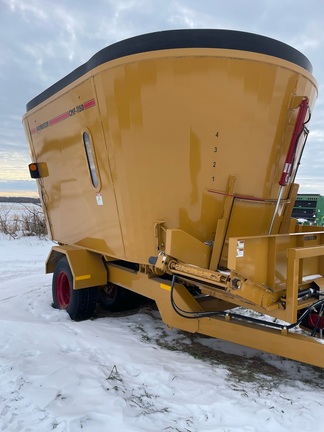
[170,275,324,333]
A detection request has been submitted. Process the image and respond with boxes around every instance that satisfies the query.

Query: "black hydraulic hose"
[170,275,324,333]
[288,298,324,329]
[304,106,311,125]
[311,303,324,337]
[170,275,226,320]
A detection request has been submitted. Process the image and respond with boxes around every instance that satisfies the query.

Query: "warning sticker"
[236,240,244,258]
[96,194,103,205]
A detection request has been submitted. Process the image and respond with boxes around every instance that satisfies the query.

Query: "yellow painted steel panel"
[24,40,317,266]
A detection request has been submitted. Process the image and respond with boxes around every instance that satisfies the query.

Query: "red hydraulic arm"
[269,97,309,234]
[279,97,309,186]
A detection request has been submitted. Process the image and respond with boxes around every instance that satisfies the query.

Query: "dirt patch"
[95,299,324,389]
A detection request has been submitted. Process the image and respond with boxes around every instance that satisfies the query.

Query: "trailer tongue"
[23,29,324,367]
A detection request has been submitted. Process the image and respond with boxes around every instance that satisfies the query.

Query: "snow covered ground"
[0,234,324,432]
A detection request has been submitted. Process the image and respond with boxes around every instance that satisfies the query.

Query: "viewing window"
[83,131,99,188]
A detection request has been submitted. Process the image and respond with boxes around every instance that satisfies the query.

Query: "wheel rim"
[56,271,71,308]
[102,283,117,302]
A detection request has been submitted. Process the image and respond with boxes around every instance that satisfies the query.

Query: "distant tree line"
[0,196,40,205]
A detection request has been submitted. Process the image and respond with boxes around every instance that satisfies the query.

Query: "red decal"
[29,99,96,136]
[84,99,96,109]
[49,111,70,126]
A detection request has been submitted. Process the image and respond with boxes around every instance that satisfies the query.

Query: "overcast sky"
[1,0,323,196]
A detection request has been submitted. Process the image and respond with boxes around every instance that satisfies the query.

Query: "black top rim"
[26,29,313,111]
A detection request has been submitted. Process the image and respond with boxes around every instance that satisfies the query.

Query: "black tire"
[98,282,139,312]
[52,256,97,321]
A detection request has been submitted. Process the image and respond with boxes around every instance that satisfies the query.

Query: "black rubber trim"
[26,29,312,111]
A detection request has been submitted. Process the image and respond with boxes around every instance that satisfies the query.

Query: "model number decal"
[69,104,85,116]
[30,98,96,135]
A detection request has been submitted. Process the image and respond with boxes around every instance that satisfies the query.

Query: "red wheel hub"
[56,271,71,308]
[308,312,324,330]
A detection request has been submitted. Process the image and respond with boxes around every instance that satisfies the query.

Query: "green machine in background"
[293,194,324,225]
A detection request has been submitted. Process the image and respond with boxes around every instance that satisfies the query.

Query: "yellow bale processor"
[23,30,324,367]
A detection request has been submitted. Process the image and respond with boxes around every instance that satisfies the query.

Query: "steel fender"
[46,245,107,289]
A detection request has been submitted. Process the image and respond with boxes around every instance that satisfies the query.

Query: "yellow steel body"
[23,47,317,265]
[23,41,324,367]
